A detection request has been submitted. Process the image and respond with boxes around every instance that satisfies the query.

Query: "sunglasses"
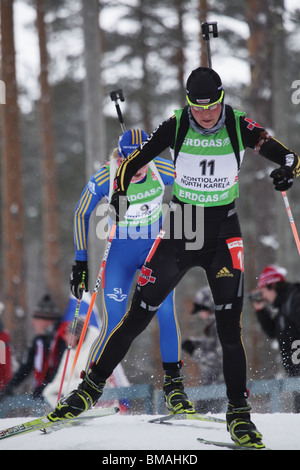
[187,90,224,111]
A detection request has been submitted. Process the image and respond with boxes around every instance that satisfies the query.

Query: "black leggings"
[93,202,248,402]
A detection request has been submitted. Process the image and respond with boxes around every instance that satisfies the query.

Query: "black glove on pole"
[70,261,88,299]
[270,166,293,191]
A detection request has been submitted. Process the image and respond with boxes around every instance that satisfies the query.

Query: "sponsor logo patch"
[138,266,156,287]
[216,267,234,278]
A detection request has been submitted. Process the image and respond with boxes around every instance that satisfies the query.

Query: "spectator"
[250,265,300,411]
[0,303,12,391]
[0,294,65,401]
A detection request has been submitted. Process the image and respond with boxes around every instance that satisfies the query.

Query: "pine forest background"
[1,0,300,397]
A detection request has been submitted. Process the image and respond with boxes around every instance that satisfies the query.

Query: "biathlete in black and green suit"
[51,67,300,448]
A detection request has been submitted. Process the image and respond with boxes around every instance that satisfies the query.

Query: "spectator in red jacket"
[0,305,12,391]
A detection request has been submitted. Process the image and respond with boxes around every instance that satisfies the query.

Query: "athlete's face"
[190,103,222,129]
[118,157,148,183]
[131,164,148,183]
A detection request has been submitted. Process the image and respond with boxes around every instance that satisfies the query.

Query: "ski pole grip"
[201,22,218,41]
[110,89,125,103]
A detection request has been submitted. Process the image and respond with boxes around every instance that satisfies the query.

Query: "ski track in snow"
[0,412,299,451]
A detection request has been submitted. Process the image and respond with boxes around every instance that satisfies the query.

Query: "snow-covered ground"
[0,411,299,451]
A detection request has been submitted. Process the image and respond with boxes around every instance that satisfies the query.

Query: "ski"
[0,406,119,440]
[197,437,269,450]
[40,406,119,434]
[149,412,226,425]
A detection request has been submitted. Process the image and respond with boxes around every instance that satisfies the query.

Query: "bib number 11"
[199,159,215,176]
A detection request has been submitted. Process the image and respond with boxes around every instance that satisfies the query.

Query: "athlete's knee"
[123,289,160,337]
[131,289,161,315]
[214,298,243,346]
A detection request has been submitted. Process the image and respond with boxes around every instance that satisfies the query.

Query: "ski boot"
[163,363,195,414]
[226,400,265,449]
[48,370,105,422]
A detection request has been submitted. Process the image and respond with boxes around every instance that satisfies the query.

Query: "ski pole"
[67,223,117,390]
[201,22,218,68]
[56,283,85,402]
[281,191,300,255]
[110,89,126,133]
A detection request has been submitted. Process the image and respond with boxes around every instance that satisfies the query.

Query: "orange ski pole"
[56,294,83,402]
[282,191,300,255]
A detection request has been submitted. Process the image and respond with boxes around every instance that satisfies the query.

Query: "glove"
[270,166,293,191]
[108,190,130,223]
[70,261,88,299]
